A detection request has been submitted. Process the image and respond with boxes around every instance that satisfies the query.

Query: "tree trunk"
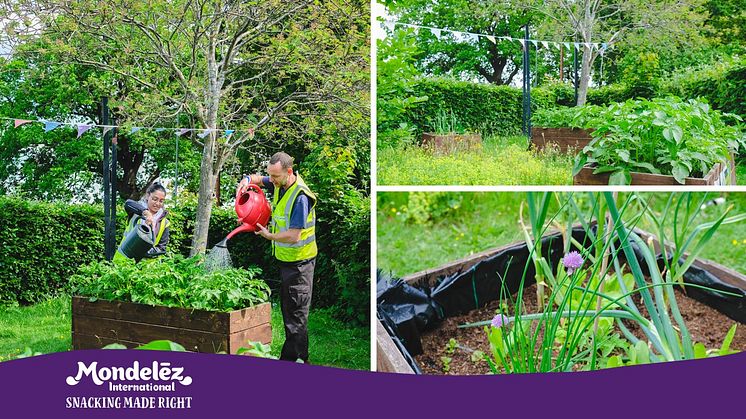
[190,133,216,256]
[576,44,593,106]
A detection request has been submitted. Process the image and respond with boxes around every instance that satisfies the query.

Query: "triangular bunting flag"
[518,39,526,49]
[77,124,92,138]
[44,121,61,132]
[574,43,580,51]
[486,35,496,44]
[198,129,211,139]
[14,119,32,128]
[530,39,538,47]
[542,41,549,49]
[102,126,115,136]
[225,130,235,137]
[176,128,190,136]
[564,42,571,51]
[382,20,395,33]
[129,127,142,135]
[431,28,441,40]
[155,128,166,132]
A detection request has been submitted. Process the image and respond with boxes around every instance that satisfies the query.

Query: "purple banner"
[0,350,743,417]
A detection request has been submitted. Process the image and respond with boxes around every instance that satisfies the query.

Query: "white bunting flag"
[486,35,496,44]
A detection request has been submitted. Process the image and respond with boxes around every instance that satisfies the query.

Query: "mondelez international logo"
[66,361,193,386]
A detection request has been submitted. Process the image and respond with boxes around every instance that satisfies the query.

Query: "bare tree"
[533,0,706,105]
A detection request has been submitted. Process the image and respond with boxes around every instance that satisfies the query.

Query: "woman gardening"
[114,182,171,262]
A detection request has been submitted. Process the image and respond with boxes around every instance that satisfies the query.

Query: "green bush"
[0,198,106,305]
[662,57,746,118]
[385,77,555,138]
[586,84,633,105]
[381,77,638,140]
[0,195,369,324]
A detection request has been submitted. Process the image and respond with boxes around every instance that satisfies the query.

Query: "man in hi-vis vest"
[239,152,317,363]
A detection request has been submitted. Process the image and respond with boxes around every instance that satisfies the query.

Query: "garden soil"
[415,283,746,375]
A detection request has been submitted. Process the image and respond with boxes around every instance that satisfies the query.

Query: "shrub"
[662,57,746,118]
[380,77,639,140]
[0,195,369,324]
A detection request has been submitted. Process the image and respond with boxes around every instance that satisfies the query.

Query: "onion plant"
[462,192,743,373]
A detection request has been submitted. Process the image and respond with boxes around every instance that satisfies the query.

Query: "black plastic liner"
[377,228,746,372]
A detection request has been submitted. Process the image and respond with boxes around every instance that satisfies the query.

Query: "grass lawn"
[736,163,746,185]
[378,192,746,277]
[377,135,574,185]
[0,296,370,370]
[378,135,746,186]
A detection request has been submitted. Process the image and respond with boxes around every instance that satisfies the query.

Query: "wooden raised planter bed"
[573,156,736,186]
[72,297,271,354]
[421,132,482,153]
[377,229,746,373]
[531,127,593,154]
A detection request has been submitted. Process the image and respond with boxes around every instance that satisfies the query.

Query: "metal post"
[174,133,178,205]
[573,39,579,106]
[522,24,531,139]
[101,97,113,261]
[110,131,117,256]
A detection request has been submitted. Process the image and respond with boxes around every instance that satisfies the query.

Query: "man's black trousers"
[278,257,315,362]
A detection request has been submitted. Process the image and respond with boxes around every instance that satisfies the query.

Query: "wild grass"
[377,135,573,185]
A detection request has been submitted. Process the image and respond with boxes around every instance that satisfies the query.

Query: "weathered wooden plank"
[421,133,482,153]
[573,162,723,186]
[228,303,272,332]
[73,313,234,353]
[72,296,230,332]
[531,127,593,154]
[376,319,415,374]
[227,323,273,354]
[72,333,151,350]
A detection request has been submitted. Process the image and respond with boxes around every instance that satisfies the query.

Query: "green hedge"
[662,58,746,118]
[384,78,635,138]
[388,77,553,137]
[0,195,369,324]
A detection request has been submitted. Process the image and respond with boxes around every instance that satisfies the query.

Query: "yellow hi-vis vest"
[113,213,170,262]
[270,174,317,262]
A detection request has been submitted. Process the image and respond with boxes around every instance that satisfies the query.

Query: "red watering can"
[216,183,271,248]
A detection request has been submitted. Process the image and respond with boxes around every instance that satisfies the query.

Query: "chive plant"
[462,192,743,373]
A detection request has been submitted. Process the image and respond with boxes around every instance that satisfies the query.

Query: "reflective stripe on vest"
[270,174,317,262]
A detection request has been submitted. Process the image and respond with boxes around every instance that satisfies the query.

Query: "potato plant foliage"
[70,255,270,311]
[536,97,746,184]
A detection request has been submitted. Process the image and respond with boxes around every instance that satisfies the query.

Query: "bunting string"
[0,116,256,140]
[381,19,610,53]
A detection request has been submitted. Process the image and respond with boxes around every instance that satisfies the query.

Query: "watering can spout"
[216,238,228,248]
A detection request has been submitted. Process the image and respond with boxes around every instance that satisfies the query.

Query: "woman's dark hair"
[146,182,167,195]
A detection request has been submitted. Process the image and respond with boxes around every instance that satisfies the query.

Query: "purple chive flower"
[563,251,584,275]
[491,314,509,328]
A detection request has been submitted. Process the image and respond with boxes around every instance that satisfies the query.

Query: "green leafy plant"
[236,341,275,358]
[572,97,745,184]
[70,254,270,312]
